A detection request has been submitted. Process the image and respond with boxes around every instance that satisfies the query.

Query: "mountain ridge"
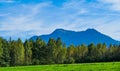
[30,28,120,46]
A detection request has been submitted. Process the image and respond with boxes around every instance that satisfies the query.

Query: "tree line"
[0,37,120,67]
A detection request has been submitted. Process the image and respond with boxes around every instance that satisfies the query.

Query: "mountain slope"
[30,28,120,46]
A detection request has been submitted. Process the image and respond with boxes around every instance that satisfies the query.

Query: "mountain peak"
[30,28,120,46]
[86,28,98,32]
[53,28,73,34]
[54,28,65,32]
[84,28,100,34]
[52,28,66,34]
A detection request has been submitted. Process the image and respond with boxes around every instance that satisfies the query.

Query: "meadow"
[0,62,120,71]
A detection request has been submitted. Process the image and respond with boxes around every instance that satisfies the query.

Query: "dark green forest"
[0,37,120,67]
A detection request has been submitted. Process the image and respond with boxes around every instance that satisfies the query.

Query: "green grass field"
[0,62,120,71]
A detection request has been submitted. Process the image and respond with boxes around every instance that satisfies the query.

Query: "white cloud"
[99,0,120,11]
[0,2,52,40]
[1,0,120,41]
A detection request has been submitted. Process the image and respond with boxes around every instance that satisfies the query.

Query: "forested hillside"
[0,37,120,67]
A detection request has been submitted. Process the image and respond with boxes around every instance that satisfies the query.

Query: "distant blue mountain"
[30,28,120,46]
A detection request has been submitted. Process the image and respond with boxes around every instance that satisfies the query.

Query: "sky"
[0,0,120,41]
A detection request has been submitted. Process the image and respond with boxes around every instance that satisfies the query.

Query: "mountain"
[30,28,120,46]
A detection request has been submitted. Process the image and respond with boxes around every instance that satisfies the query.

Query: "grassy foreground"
[0,62,120,71]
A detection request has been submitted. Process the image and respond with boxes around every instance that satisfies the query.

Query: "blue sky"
[0,0,120,41]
